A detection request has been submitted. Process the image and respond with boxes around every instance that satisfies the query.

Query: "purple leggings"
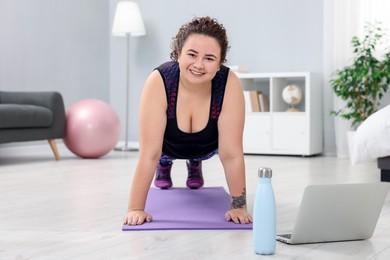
[159,149,218,165]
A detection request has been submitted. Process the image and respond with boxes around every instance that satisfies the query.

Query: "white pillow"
[350,105,390,165]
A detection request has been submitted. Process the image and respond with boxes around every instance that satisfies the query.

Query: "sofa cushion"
[0,104,53,129]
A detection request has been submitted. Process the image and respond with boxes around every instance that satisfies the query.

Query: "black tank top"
[156,61,229,159]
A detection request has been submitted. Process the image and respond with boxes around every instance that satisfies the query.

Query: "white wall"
[0,0,110,108]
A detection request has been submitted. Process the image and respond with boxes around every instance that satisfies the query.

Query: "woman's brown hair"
[170,16,230,64]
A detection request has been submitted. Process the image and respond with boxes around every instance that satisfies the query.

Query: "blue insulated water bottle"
[253,167,276,255]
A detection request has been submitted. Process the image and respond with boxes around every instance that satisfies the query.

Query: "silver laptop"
[276,182,390,244]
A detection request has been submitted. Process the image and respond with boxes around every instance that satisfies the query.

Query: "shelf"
[237,72,322,156]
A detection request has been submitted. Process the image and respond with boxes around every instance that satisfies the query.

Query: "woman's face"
[177,33,221,85]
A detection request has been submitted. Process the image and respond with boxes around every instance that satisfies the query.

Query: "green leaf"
[329,22,390,127]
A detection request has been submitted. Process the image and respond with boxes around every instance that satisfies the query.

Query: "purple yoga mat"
[122,186,253,231]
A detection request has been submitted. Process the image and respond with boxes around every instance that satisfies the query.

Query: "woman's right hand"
[124,210,153,226]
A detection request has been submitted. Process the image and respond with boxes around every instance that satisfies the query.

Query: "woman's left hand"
[225,208,253,224]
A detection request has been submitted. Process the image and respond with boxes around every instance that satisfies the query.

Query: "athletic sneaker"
[154,163,173,189]
[186,161,204,189]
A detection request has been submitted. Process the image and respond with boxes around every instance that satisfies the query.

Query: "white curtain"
[324,0,390,157]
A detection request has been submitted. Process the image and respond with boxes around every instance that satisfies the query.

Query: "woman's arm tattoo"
[231,188,247,209]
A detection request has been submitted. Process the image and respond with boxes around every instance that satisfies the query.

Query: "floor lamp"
[112,1,146,151]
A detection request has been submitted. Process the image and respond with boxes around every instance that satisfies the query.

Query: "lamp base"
[114,145,138,152]
[113,141,139,152]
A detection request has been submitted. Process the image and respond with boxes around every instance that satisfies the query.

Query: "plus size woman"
[124,16,252,226]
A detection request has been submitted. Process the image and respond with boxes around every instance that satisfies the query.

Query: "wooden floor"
[1,142,390,260]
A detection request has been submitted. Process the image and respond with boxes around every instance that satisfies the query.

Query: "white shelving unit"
[237,72,323,156]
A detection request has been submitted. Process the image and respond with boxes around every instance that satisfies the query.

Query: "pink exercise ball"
[64,99,121,158]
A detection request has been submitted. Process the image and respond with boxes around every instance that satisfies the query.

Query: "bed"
[350,105,390,182]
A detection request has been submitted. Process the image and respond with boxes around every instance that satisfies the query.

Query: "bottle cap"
[258,167,272,178]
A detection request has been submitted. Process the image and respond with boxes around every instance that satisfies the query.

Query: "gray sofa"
[378,157,390,182]
[0,91,66,160]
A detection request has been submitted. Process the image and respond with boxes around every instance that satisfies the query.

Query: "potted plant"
[330,22,390,129]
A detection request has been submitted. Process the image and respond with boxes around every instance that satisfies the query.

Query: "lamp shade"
[112,1,146,37]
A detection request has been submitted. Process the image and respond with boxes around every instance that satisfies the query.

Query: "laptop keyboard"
[278,234,292,239]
